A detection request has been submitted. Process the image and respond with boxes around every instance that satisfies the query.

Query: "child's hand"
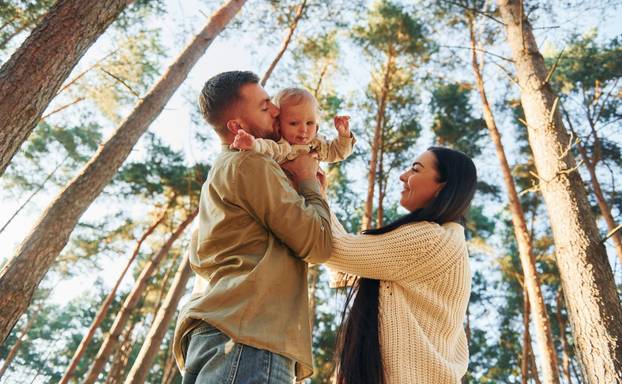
[231,129,255,150]
[334,115,351,137]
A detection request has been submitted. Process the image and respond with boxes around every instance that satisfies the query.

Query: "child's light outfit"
[250,133,355,164]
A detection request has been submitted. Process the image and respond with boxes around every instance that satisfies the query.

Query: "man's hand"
[281,153,319,185]
[230,129,255,150]
[334,115,351,137]
[316,168,328,198]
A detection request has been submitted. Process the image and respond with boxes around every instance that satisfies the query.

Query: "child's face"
[278,100,318,145]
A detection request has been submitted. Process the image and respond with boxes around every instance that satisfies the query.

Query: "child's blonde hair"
[274,87,319,112]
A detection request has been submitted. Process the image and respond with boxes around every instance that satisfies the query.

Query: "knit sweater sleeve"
[325,213,466,282]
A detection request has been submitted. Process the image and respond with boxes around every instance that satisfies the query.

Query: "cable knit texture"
[325,214,471,383]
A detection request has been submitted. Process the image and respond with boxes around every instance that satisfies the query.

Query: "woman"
[325,146,477,384]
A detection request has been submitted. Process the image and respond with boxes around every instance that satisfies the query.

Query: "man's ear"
[226,120,241,135]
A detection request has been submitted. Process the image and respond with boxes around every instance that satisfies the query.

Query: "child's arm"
[316,116,355,163]
[231,129,293,163]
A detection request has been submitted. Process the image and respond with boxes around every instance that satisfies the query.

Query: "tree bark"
[83,209,197,383]
[562,106,622,267]
[260,0,308,87]
[0,310,38,379]
[124,243,195,384]
[362,53,393,231]
[59,207,169,384]
[497,1,622,382]
[556,290,573,384]
[522,285,531,384]
[104,319,136,384]
[161,346,178,384]
[467,14,559,383]
[0,0,132,176]
[0,0,245,345]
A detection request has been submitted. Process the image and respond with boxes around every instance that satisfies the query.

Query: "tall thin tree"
[59,206,170,384]
[497,1,622,381]
[465,8,560,383]
[0,0,132,176]
[83,210,197,383]
[0,0,246,344]
[124,235,195,383]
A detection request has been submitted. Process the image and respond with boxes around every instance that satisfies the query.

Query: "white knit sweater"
[325,215,471,384]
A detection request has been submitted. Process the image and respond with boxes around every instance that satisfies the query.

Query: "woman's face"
[399,151,446,212]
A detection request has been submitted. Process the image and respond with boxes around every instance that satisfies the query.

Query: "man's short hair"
[198,71,259,132]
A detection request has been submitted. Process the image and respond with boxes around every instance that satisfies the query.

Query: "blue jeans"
[182,323,295,384]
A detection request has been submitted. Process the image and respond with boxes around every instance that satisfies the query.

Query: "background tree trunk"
[0,0,246,345]
[0,0,131,176]
[83,210,197,383]
[362,54,393,230]
[0,310,38,379]
[497,1,622,382]
[59,207,169,384]
[124,244,194,384]
[467,14,559,383]
[260,0,308,86]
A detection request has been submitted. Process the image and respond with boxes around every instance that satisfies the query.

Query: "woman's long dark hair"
[334,147,477,384]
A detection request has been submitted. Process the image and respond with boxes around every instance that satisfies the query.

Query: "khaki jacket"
[173,146,332,381]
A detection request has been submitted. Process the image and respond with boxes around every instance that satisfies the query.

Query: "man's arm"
[232,152,332,263]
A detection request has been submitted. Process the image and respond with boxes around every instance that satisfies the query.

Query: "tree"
[353,0,433,230]
[0,0,132,176]
[82,208,196,383]
[0,0,246,344]
[124,245,193,383]
[497,1,622,381]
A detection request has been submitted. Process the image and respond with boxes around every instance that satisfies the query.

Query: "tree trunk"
[59,207,169,384]
[0,310,38,379]
[152,249,182,319]
[0,0,245,345]
[0,0,132,176]
[362,54,393,231]
[556,290,573,384]
[522,285,533,384]
[83,209,197,384]
[260,0,308,86]
[376,137,385,228]
[497,2,622,382]
[161,346,178,384]
[124,245,195,383]
[467,14,559,383]
[104,320,136,384]
[562,106,622,267]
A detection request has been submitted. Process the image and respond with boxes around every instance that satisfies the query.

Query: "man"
[172,71,332,383]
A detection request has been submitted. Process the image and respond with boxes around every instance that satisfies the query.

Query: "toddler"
[231,87,355,164]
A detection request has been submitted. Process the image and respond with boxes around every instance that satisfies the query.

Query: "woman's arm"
[326,214,466,282]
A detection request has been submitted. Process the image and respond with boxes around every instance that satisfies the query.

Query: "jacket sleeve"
[232,153,333,263]
[326,212,465,282]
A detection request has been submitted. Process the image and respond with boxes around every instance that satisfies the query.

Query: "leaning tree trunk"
[467,14,559,383]
[83,210,197,384]
[124,239,195,384]
[0,0,132,176]
[0,309,38,379]
[260,0,308,86]
[522,285,534,384]
[59,207,169,384]
[497,1,622,382]
[0,0,245,345]
[362,54,393,231]
[104,319,137,384]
